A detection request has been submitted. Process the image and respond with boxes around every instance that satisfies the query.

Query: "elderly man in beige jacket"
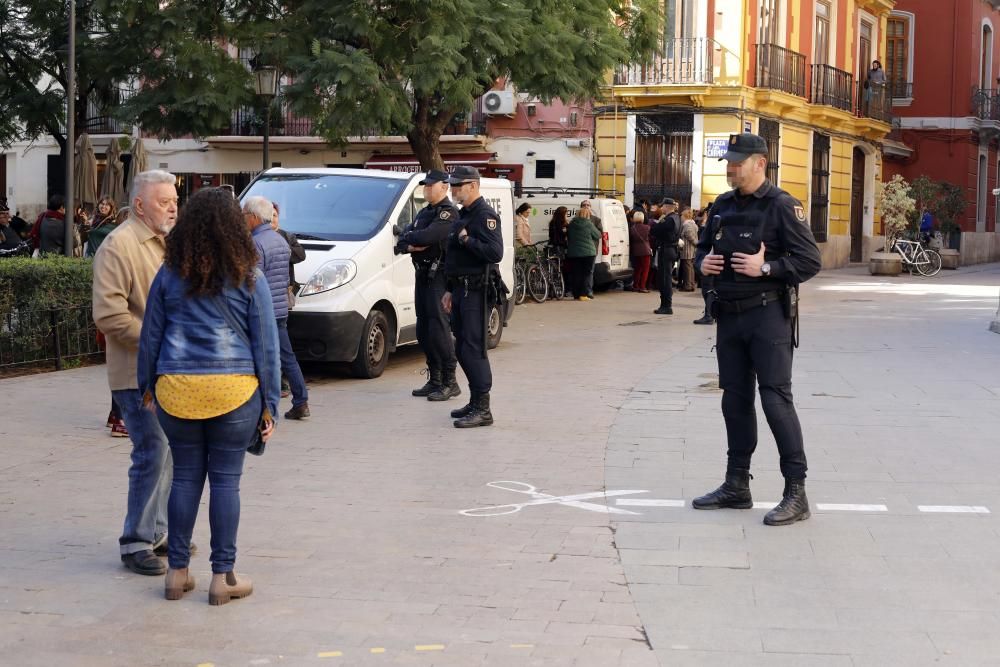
[93,169,185,576]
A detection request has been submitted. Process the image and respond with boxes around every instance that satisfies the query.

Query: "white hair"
[131,170,176,201]
[242,195,273,223]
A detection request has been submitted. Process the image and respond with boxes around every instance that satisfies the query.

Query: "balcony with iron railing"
[972,88,1000,122]
[887,80,913,100]
[810,64,854,112]
[754,43,806,98]
[83,85,136,134]
[614,37,716,86]
[857,81,892,124]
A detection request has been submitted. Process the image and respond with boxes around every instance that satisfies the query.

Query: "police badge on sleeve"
[793,206,806,223]
[487,218,498,231]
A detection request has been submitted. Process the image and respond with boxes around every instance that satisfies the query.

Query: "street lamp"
[253,65,280,173]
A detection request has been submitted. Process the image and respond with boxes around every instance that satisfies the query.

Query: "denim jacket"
[138,266,281,419]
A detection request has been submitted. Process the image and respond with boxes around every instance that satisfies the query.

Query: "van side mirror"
[392,224,403,236]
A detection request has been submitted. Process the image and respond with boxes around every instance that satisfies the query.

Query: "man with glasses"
[440,166,503,428]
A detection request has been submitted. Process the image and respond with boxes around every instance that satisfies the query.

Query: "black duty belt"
[714,290,783,314]
[450,274,486,290]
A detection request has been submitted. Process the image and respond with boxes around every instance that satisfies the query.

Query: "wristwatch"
[760,262,771,277]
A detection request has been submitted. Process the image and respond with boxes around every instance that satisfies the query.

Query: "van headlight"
[301,260,357,296]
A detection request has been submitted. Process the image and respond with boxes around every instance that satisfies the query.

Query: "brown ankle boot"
[164,568,195,600]
[209,571,253,605]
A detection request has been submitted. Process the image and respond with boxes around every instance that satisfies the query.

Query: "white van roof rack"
[519,186,621,198]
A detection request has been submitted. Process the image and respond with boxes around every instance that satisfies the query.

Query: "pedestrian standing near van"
[514,203,532,248]
[242,196,310,421]
[566,204,601,301]
[692,133,821,526]
[92,169,181,576]
[628,210,651,293]
[441,166,503,428]
[397,169,462,402]
[581,202,603,298]
[649,198,680,315]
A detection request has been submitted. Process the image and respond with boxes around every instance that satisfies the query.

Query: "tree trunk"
[406,96,462,171]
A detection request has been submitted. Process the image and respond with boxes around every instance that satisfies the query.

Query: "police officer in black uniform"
[441,166,503,428]
[396,169,462,402]
[649,198,681,315]
[692,133,822,526]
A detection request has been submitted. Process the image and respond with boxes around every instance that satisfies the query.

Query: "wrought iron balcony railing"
[754,43,806,97]
[810,64,854,111]
[857,81,893,123]
[887,80,913,99]
[972,88,1000,121]
[614,38,716,86]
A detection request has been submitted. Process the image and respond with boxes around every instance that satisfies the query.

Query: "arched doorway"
[850,147,866,262]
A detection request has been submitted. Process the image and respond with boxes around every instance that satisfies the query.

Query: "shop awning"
[364,152,494,171]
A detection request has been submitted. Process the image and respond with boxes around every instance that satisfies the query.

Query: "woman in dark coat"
[628,210,652,293]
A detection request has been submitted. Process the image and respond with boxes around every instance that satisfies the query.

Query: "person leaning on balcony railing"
[864,60,886,109]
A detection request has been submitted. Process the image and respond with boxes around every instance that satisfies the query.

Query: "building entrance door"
[850,147,866,262]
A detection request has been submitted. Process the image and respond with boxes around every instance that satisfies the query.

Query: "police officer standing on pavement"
[397,169,462,402]
[692,133,822,526]
[441,166,503,428]
[649,198,681,315]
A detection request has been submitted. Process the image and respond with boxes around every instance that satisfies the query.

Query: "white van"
[515,195,632,287]
[240,168,516,378]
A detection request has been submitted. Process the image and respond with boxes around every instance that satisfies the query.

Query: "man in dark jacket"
[648,198,680,314]
[0,203,24,251]
[243,196,309,420]
[397,169,462,401]
[35,194,81,256]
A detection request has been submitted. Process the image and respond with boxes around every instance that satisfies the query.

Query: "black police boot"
[450,396,474,418]
[693,313,715,325]
[691,470,753,510]
[763,479,810,526]
[454,393,494,428]
[428,366,461,402]
[412,367,442,397]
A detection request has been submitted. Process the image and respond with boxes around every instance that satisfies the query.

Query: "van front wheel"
[350,309,390,378]
[486,304,503,349]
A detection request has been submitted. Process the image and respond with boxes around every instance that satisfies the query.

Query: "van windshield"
[241,174,407,241]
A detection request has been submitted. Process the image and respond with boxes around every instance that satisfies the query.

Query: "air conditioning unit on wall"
[483,90,516,115]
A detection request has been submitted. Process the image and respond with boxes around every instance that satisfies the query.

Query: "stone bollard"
[869,251,902,276]
[939,249,960,270]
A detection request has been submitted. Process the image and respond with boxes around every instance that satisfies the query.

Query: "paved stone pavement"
[2,264,999,667]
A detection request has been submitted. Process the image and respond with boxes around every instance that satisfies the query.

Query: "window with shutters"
[886,15,912,99]
[810,133,831,243]
[759,118,780,186]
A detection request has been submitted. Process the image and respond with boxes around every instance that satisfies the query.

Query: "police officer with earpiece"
[693,133,822,526]
[397,169,462,402]
[440,166,503,428]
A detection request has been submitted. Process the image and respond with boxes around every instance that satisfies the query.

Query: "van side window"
[397,192,427,229]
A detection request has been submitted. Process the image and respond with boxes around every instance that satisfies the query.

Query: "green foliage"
[0,256,94,316]
[274,0,663,167]
[906,175,966,236]
[0,0,251,151]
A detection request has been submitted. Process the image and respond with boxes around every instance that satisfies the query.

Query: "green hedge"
[0,257,98,370]
[0,256,94,315]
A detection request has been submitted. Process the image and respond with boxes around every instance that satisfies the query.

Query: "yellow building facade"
[597,0,895,267]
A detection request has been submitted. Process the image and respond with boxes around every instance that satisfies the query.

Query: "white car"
[240,168,516,378]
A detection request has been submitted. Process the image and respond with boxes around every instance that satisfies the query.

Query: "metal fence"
[754,43,807,98]
[0,305,103,371]
[615,38,716,86]
[810,64,854,111]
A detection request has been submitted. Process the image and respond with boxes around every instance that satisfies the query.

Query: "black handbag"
[213,292,271,456]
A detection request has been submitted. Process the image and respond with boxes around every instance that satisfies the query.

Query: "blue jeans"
[157,390,260,573]
[113,389,171,555]
[277,318,308,407]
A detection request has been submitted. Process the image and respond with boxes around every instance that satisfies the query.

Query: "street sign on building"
[705,138,728,158]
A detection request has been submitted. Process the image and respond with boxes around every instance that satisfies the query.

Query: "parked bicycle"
[893,238,942,277]
[542,243,566,300]
[514,242,549,303]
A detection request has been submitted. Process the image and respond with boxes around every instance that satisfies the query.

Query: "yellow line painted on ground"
[196,663,215,667]
[370,647,386,654]
[316,651,343,658]
[510,644,534,649]
[414,644,446,651]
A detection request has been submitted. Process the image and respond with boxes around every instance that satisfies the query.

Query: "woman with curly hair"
[86,196,118,258]
[138,187,280,605]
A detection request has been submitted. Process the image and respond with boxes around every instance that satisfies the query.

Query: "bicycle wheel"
[513,263,527,305]
[916,249,942,277]
[526,264,548,303]
[548,260,565,299]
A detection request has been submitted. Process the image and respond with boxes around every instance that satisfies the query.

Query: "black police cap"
[720,133,769,162]
[419,169,450,185]
[448,165,481,185]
